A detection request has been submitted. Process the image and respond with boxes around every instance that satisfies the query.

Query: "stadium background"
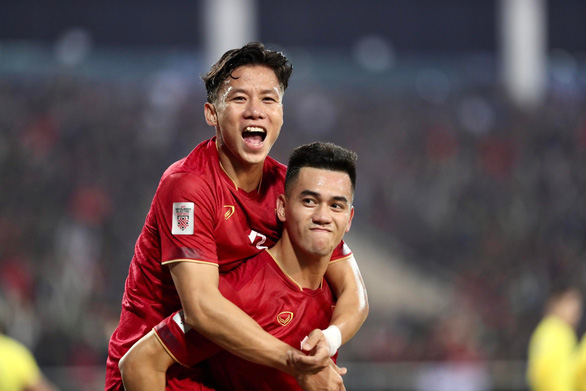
[1,0,585,390]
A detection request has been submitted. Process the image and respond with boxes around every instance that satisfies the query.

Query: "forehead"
[222,64,280,89]
[293,167,353,198]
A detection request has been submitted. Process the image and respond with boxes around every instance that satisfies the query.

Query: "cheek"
[289,211,307,232]
[271,107,284,125]
[338,216,351,232]
[270,128,281,143]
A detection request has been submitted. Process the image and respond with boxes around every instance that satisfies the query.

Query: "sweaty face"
[278,167,354,257]
[205,64,284,168]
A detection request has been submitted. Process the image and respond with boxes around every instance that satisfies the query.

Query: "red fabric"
[156,251,336,390]
[105,138,351,390]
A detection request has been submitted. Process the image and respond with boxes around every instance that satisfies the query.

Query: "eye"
[302,198,317,206]
[263,96,278,103]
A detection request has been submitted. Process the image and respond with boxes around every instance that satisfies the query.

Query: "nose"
[243,98,266,119]
[312,204,332,225]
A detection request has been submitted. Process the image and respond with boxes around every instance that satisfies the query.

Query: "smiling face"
[204,64,284,169]
[277,167,354,258]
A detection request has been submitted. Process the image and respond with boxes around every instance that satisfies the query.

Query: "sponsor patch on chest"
[172,202,194,235]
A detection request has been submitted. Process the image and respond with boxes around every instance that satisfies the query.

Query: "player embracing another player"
[105,42,368,391]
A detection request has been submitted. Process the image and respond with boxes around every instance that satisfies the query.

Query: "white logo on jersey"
[172,202,194,235]
[173,310,191,334]
[248,230,268,250]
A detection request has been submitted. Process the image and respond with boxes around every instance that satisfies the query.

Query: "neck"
[217,147,263,193]
[549,308,576,329]
[268,231,331,291]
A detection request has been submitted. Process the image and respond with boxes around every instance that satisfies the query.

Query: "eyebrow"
[228,87,280,96]
[299,190,350,204]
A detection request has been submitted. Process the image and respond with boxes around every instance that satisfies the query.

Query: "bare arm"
[288,256,368,370]
[24,377,58,391]
[169,261,330,375]
[119,328,345,391]
[296,360,347,391]
[325,256,369,343]
[119,330,172,391]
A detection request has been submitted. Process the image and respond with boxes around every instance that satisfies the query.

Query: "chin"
[242,149,268,164]
[308,245,334,257]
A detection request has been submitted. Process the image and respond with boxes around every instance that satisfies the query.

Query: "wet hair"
[202,42,293,103]
[285,142,357,198]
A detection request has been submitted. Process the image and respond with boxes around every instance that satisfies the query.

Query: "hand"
[295,361,347,391]
[286,329,330,374]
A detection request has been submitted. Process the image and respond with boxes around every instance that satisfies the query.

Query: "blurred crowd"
[0,55,585,385]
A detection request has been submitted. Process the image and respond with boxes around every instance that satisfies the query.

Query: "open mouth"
[242,126,267,146]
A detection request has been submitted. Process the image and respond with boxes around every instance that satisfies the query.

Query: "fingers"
[287,350,329,374]
[297,344,330,366]
[330,361,347,376]
[301,329,325,352]
[294,365,347,391]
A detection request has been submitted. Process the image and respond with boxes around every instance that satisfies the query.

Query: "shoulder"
[265,155,286,169]
[531,317,576,349]
[0,334,38,367]
[162,138,217,180]
[222,251,272,290]
[261,156,286,192]
[157,139,219,199]
[264,156,286,179]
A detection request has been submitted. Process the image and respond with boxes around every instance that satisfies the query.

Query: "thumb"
[301,329,324,352]
[334,364,347,376]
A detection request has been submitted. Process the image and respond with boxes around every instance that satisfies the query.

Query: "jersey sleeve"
[155,172,219,266]
[153,278,243,367]
[330,240,353,263]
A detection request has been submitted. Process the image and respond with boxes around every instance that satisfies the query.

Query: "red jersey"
[155,250,336,390]
[105,138,351,390]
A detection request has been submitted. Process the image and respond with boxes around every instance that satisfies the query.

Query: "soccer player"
[120,142,356,390]
[527,278,583,391]
[0,331,57,391]
[105,42,368,390]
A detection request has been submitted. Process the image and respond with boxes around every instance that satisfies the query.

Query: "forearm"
[26,377,58,391]
[326,257,369,344]
[329,289,369,344]
[182,288,297,374]
[121,367,166,391]
[119,330,169,391]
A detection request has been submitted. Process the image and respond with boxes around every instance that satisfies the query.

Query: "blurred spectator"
[526,277,583,391]
[0,312,59,391]
[0,49,585,389]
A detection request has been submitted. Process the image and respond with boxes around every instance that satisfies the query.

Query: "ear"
[345,206,354,233]
[204,102,218,126]
[276,194,287,222]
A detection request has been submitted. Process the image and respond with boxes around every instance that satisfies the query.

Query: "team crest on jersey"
[277,311,293,327]
[223,205,235,220]
[172,202,194,235]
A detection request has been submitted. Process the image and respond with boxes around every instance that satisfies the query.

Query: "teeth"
[245,127,265,133]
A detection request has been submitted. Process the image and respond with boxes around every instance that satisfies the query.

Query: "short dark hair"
[285,142,358,199]
[202,42,293,103]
